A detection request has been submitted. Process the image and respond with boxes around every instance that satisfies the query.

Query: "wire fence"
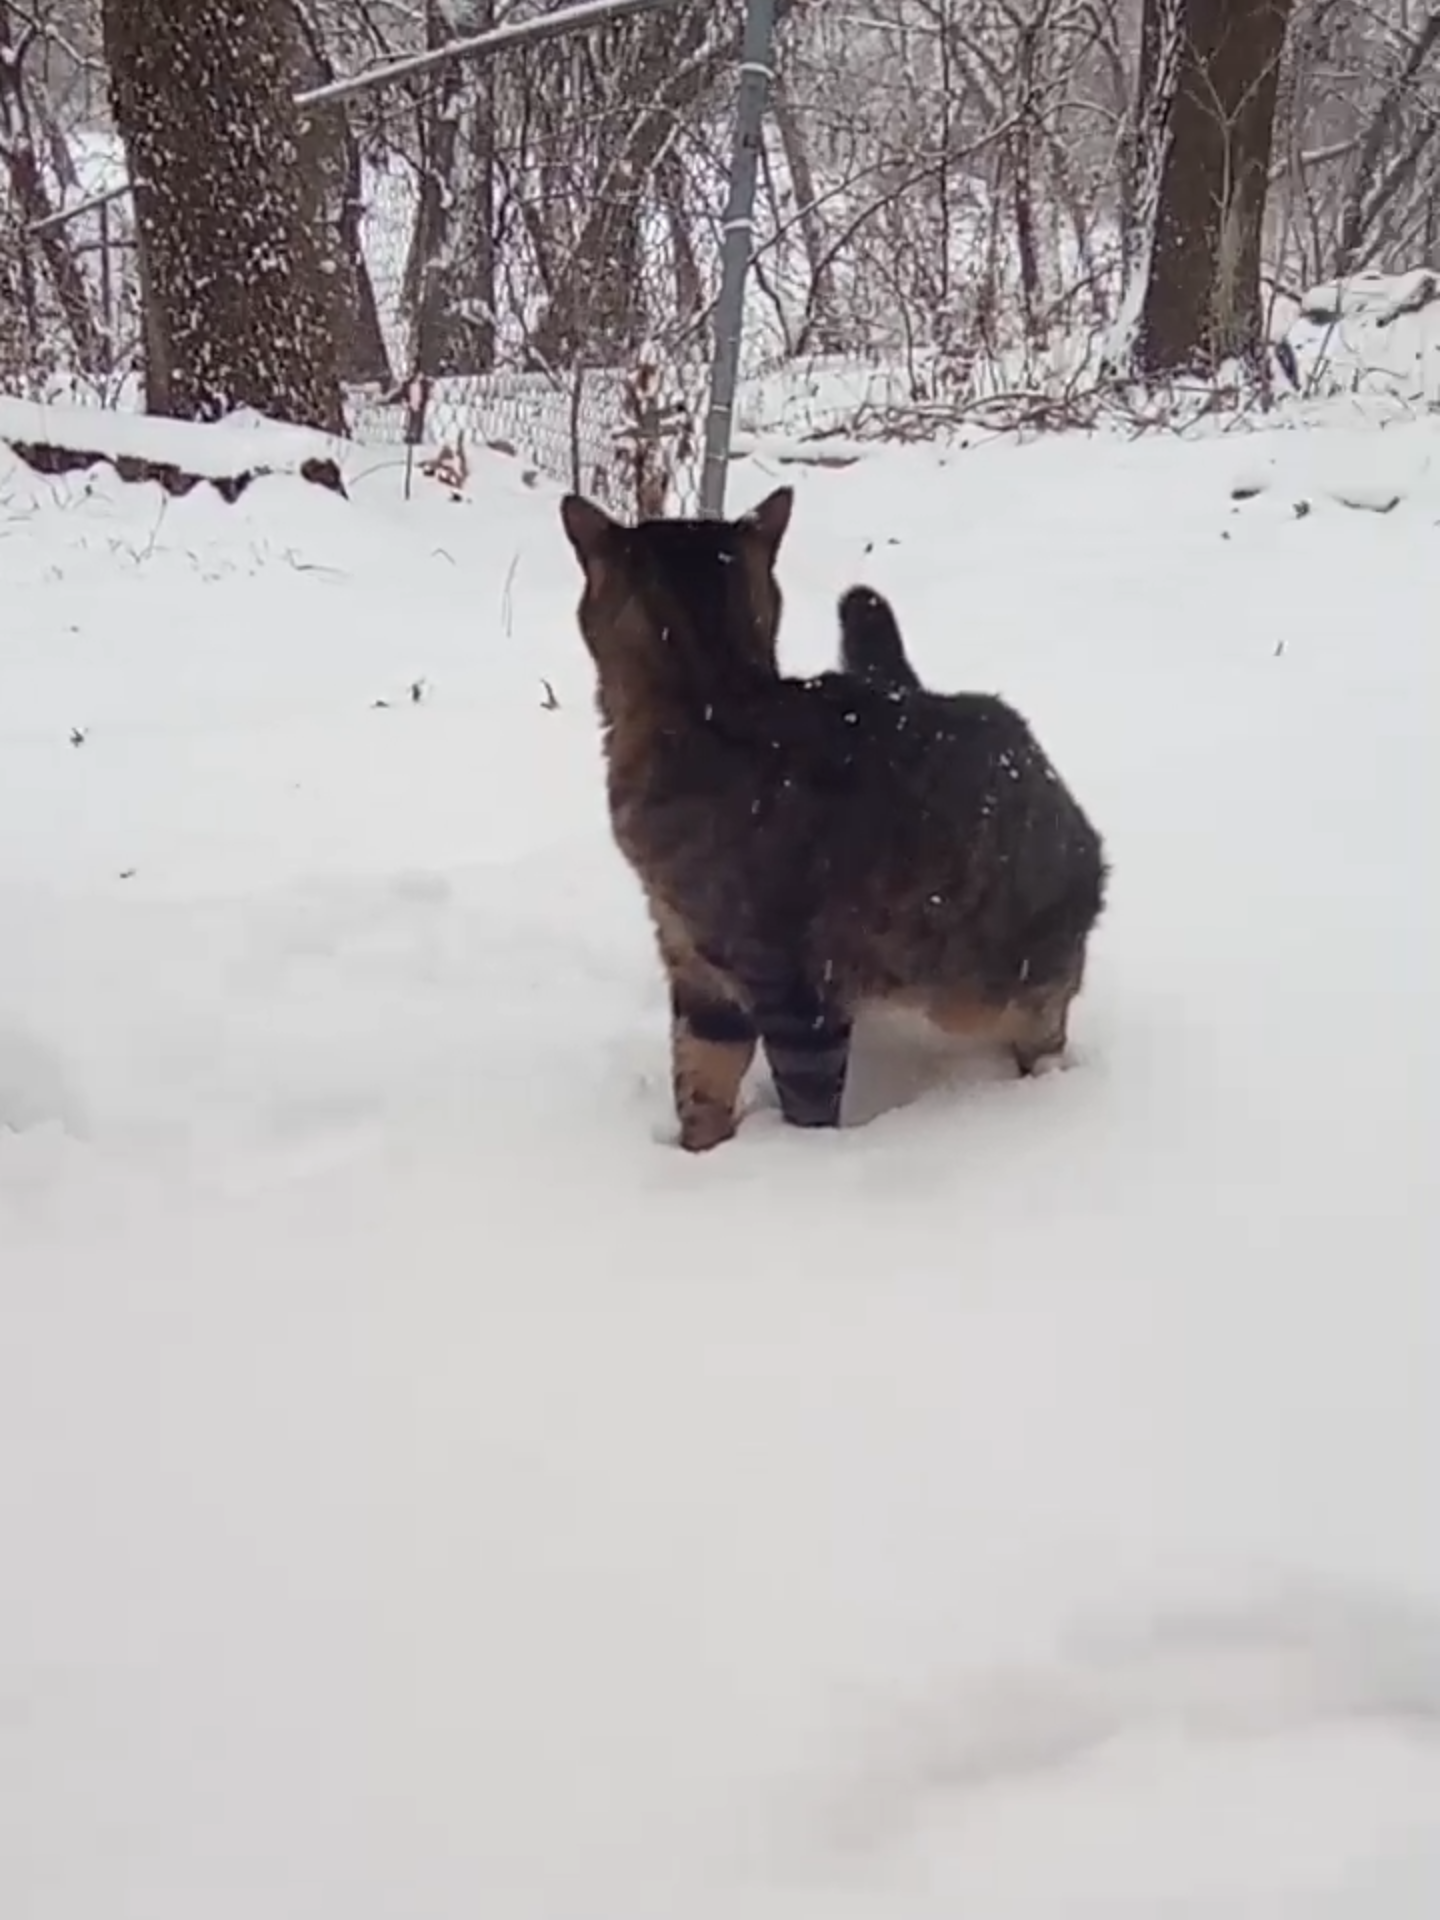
[7,0,769,517]
[13,0,1440,505]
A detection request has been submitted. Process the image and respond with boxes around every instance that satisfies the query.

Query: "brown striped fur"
[560,489,1107,1149]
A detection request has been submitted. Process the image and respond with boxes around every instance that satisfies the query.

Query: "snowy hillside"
[1,407,1438,1919]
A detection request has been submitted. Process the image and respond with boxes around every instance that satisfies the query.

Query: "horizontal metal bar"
[296,0,689,110]
[29,0,690,235]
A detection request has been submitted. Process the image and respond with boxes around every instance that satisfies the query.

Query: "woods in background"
[2,0,1439,432]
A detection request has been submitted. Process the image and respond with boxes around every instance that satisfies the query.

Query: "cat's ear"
[740,486,794,560]
[560,494,619,568]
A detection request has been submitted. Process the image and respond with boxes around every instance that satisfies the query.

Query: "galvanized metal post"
[698,0,777,517]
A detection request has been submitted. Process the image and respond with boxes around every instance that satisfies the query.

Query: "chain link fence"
[10,0,757,516]
[331,0,745,514]
[15,0,1440,495]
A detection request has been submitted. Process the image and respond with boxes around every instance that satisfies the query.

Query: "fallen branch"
[3,440,346,501]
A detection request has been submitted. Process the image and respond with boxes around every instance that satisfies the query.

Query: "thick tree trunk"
[102,0,343,432]
[1135,0,1295,377]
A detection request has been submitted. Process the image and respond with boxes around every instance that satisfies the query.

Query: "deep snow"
[2,408,1438,1920]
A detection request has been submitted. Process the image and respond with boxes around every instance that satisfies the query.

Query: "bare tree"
[769,65,843,355]
[765,0,1124,370]
[1333,7,1440,273]
[292,0,392,385]
[0,0,106,376]
[13,0,1440,466]
[102,0,343,429]
[524,5,738,369]
[401,0,496,379]
[1131,0,1296,376]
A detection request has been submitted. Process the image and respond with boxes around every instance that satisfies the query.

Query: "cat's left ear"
[560,494,619,569]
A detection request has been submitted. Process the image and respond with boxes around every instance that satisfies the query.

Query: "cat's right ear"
[740,486,794,562]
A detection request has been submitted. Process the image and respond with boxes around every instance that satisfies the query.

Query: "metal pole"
[698,0,777,518]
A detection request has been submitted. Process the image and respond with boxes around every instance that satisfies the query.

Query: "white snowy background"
[1,348,1438,1917]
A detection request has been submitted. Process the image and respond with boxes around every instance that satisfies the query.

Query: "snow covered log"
[0,398,348,502]
[4,439,346,502]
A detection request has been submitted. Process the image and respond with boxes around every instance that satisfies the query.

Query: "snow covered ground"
[2,407,1438,1919]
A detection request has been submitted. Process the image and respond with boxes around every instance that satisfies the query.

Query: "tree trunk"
[657,150,703,329]
[102,0,343,432]
[0,2,107,377]
[402,0,496,379]
[1334,11,1440,273]
[1121,0,1169,274]
[528,18,728,369]
[774,73,842,356]
[291,0,392,386]
[1135,0,1295,377]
